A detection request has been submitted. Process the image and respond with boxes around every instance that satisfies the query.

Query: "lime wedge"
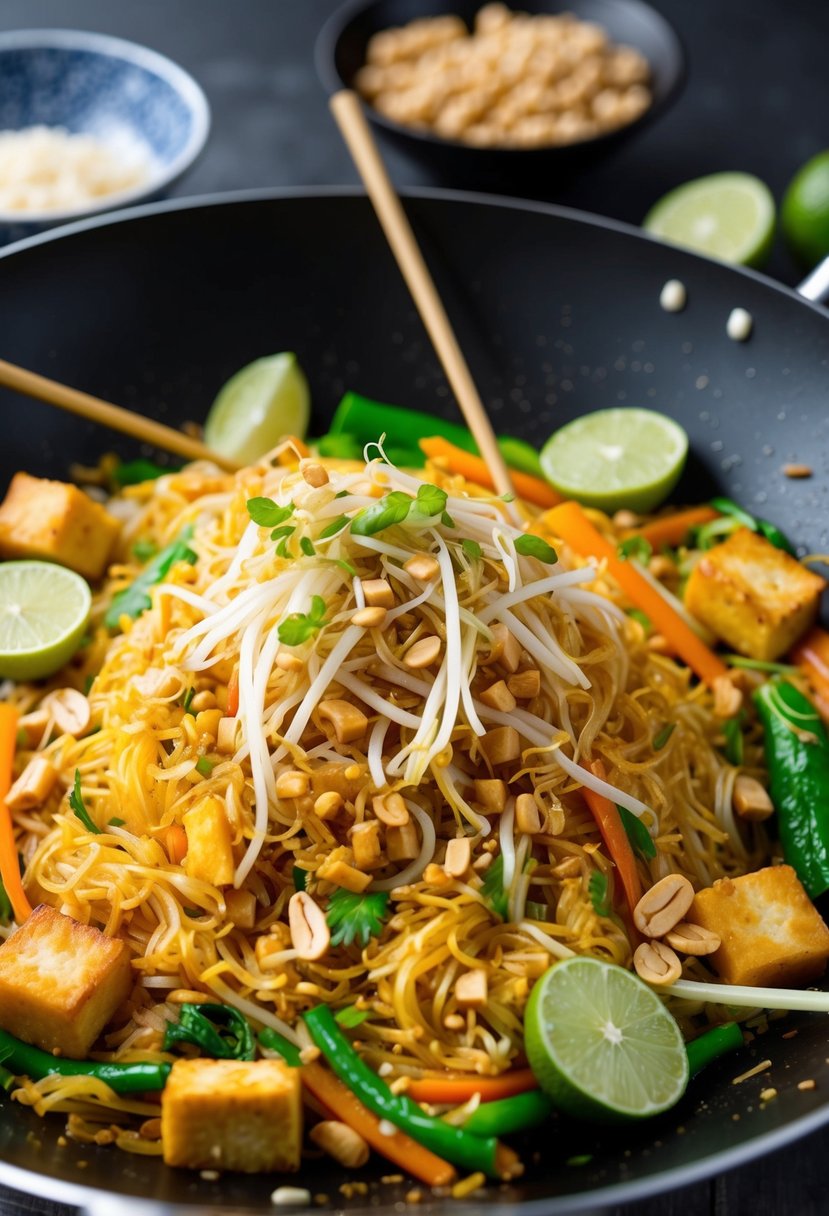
[782,150,829,269]
[539,407,688,513]
[204,353,311,466]
[644,172,775,266]
[0,561,91,681]
[525,956,688,1122]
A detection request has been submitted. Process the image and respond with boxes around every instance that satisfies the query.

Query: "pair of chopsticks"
[0,91,514,498]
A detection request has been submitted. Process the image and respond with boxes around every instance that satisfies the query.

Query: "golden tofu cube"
[0,472,120,581]
[691,865,829,988]
[0,904,132,1058]
[684,527,824,661]
[161,1057,302,1172]
[184,796,234,886]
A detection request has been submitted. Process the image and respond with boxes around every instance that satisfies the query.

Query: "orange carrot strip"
[582,759,642,922]
[163,823,188,866]
[406,1069,538,1105]
[419,436,562,508]
[634,506,719,551]
[0,704,32,923]
[791,627,829,719]
[545,501,727,687]
[226,668,239,718]
[302,1061,456,1187]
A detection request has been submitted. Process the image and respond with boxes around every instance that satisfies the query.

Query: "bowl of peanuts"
[317,0,685,183]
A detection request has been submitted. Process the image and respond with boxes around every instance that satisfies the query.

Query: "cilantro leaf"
[319,514,350,539]
[181,686,195,715]
[300,537,316,556]
[69,769,100,834]
[481,854,508,920]
[617,805,656,862]
[105,529,197,630]
[652,723,675,750]
[514,534,558,563]
[195,757,214,777]
[278,595,328,646]
[462,539,482,561]
[327,888,390,947]
[410,483,447,520]
[617,536,653,563]
[292,866,307,891]
[441,511,456,529]
[335,1005,371,1029]
[247,498,294,528]
[350,491,412,537]
[588,870,611,917]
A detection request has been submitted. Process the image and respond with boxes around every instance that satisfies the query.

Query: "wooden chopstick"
[0,357,240,473]
[329,90,516,500]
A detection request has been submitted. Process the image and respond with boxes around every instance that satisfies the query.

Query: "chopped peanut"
[387,821,420,861]
[361,579,395,608]
[301,462,329,488]
[351,606,388,629]
[480,725,521,766]
[515,793,542,835]
[313,791,343,821]
[404,636,441,668]
[404,554,440,581]
[276,771,310,799]
[41,688,90,737]
[507,669,541,700]
[373,792,409,827]
[350,820,384,870]
[276,652,304,672]
[5,757,58,811]
[216,717,240,755]
[225,889,257,930]
[318,700,368,744]
[482,624,521,673]
[444,837,471,877]
[455,969,488,1009]
[289,892,330,960]
[317,847,371,893]
[479,680,516,712]
[473,778,508,812]
[733,775,774,822]
[310,1121,369,1168]
[713,675,743,720]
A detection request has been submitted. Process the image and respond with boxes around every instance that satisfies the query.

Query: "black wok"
[0,188,828,1216]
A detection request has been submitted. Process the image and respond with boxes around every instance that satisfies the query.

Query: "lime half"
[204,353,311,466]
[644,172,775,267]
[539,407,688,513]
[0,561,91,681]
[525,956,688,1122]
[782,150,829,269]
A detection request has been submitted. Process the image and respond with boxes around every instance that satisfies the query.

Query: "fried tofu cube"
[691,865,829,988]
[161,1058,302,1172]
[684,527,824,661]
[0,904,132,1058]
[184,796,234,886]
[0,472,120,581]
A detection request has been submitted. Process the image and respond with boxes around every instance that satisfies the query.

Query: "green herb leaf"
[278,595,328,646]
[481,854,509,920]
[69,769,100,835]
[617,536,653,563]
[247,497,294,528]
[319,514,350,539]
[183,907,202,918]
[105,529,197,630]
[588,870,611,917]
[722,715,744,766]
[132,539,158,561]
[114,458,176,486]
[271,524,295,540]
[333,558,358,576]
[292,866,307,891]
[195,757,214,777]
[652,723,675,750]
[181,687,196,715]
[334,1005,371,1029]
[462,539,482,561]
[326,888,390,948]
[108,817,126,828]
[441,511,456,529]
[410,483,447,520]
[300,537,316,557]
[350,491,413,537]
[514,534,558,563]
[617,805,657,862]
[164,1003,255,1060]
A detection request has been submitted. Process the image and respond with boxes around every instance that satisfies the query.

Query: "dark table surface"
[0,0,827,1212]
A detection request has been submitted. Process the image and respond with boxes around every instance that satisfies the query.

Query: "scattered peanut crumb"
[782,463,812,479]
[271,1187,312,1207]
[57,1135,67,1147]
[200,1170,220,1181]
[782,1029,799,1039]
[760,1087,778,1102]
[314,1197,329,1208]
[390,1076,410,1094]
[339,1182,369,1199]
[798,1079,816,1091]
[732,1059,772,1085]
[299,1045,321,1065]
[405,1189,423,1204]
[451,1172,487,1199]
[381,1175,404,1184]
[659,279,687,313]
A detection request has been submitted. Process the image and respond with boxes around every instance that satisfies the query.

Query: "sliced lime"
[525,956,688,1122]
[644,172,775,267]
[204,353,311,466]
[0,561,91,681]
[782,150,829,269]
[539,407,688,513]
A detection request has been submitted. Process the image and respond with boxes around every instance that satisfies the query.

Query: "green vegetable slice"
[105,530,196,631]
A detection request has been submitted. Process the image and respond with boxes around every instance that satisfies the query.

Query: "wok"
[0,187,828,1215]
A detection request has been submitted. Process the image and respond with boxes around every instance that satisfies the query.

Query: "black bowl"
[316,0,686,189]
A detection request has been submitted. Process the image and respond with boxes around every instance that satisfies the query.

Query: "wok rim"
[0,183,827,1214]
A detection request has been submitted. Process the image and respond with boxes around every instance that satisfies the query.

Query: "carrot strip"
[634,506,719,550]
[226,668,239,718]
[791,627,829,719]
[0,704,32,923]
[582,760,642,921]
[301,1061,456,1187]
[419,436,562,508]
[162,824,188,866]
[544,501,727,687]
[406,1068,538,1105]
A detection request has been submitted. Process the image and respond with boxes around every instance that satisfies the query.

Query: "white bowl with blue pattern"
[0,28,210,243]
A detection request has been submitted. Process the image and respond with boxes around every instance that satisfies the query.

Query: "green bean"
[0,1027,170,1094]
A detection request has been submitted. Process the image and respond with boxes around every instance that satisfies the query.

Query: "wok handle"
[797,256,829,305]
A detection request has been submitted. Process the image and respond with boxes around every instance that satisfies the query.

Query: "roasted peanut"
[479,680,516,712]
[404,635,442,668]
[373,792,409,827]
[664,921,721,956]
[444,836,471,877]
[455,969,488,1009]
[41,687,90,736]
[361,578,395,608]
[480,725,521,766]
[351,606,388,629]
[633,874,694,939]
[515,793,542,835]
[289,891,331,960]
[276,770,310,799]
[301,461,329,488]
[732,775,774,822]
[318,700,368,744]
[310,1120,370,1168]
[633,939,682,985]
[404,553,440,581]
[507,669,541,700]
[473,778,508,812]
[5,757,58,811]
